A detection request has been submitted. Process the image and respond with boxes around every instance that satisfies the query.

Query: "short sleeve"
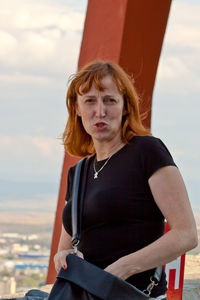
[65,167,75,202]
[141,136,177,180]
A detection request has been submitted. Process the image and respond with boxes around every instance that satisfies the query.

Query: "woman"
[54,61,198,299]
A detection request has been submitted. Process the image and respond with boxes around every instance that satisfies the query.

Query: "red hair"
[63,61,151,157]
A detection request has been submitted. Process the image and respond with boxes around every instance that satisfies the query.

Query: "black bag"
[48,254,153,300]
[48,158,162,300]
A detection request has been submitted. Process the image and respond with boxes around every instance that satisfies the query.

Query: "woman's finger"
[59,249,74,269]
[54,249,84,273]
[53,252,61,273]
[76,250,84,259]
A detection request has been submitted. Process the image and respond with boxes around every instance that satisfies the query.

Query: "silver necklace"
[93,155,113,179]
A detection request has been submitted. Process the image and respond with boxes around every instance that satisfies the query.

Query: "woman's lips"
[94,122,107,130]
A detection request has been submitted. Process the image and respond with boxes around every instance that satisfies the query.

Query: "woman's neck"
[94,139,125,161]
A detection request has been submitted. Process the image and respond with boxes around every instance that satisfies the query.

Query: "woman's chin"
[91,133,110,142]
[91,133,119,144]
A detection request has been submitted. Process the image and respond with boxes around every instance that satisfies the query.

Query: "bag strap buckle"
[72,237,80,254]
[143,276,159,296]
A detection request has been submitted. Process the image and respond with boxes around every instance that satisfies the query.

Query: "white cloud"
[0,0,85,83]
[0,31,17,54]
[0,0,85,31]
[0,73,54,85]
[157,56,200,95]
[168,26,200,48]
[0,195,57,212]
[166,2,200,48]
[0,134,64,181]
[58,11,85,31]
[158,57,188,80]
[32,136,62,157]
[156,1,200,95]
[0,134,63,159]
[22,32,56,60]
[12,5,84,31]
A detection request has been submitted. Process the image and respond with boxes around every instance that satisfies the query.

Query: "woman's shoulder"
[130,135,163,147]
[65,160,83,201]
[129,135,174,157]
[67,156,93,179]
[129,135,176,178]
[67,162,78,181]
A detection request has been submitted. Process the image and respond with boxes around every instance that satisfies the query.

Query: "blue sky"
[0,0,199,213]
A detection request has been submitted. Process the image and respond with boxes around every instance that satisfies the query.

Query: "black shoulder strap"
[71,157,90,251]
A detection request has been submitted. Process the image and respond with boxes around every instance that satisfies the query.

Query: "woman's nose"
[95,101,106,118]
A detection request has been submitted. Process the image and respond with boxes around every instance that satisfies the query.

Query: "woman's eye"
[85,98,95,103]
[105,98,116,103]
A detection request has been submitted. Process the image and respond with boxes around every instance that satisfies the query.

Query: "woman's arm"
[57,224,73,252]
[54,224,83,272]
[105,166,198,280]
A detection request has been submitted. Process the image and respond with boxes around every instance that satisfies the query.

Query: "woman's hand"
[54,249,84,273]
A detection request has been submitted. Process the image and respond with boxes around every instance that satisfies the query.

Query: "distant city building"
[12,243,29,254]
[0,277,16,296]
[2,233,20,238]
[3,260,15,272]
[15,264,48,270]
[28,234,38,240]
[0,238,6,243]
[33,244,41,250]
[17,252,49,259]
[0,248,9,256]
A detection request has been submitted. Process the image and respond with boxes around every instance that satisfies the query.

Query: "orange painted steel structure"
[47,1,183,299]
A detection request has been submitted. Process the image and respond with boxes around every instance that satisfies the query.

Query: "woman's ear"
[122,106,127,116]
[75,103,81,117]
[122,97,128,116]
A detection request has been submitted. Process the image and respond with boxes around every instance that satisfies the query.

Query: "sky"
[0,0,199,213]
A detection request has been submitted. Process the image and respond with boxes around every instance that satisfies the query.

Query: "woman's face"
[76,75,125,144]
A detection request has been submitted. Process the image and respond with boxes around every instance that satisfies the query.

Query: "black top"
[63,136,177,297]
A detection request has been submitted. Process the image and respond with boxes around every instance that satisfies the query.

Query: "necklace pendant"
[94,172,98,179]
